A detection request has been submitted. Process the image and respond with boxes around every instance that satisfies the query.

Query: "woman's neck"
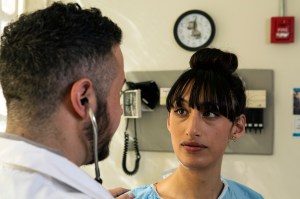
[156,165,223,199]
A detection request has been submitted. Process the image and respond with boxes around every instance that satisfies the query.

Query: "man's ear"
[70,78,96,118]
[231,114,246,140]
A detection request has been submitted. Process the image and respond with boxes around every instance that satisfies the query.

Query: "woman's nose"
[185,111,202,137]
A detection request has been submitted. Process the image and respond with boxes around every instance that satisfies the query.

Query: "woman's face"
[167,89,240,171]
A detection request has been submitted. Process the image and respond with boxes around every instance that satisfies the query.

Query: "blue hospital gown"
[130,178,264,199]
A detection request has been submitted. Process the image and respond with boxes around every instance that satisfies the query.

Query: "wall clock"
[173,10,216,51]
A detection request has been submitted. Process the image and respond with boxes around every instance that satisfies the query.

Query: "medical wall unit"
[125,69,274,155]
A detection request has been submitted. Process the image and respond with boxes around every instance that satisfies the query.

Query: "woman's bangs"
[190,71,234,119]
[167,70,236,121]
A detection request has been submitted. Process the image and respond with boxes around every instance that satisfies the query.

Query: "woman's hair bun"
[189,48,238,74]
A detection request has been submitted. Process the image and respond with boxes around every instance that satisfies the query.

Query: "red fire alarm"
[271,16,295,43]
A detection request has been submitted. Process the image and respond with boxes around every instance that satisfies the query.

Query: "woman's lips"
[181,141,208,152]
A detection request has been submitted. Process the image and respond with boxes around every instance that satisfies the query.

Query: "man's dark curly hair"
[0,2,122,125]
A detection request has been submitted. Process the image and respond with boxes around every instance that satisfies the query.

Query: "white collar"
[218,178,229,199]
[0,135,112,199]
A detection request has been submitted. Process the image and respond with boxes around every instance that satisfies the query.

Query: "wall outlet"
[160,88,170,105]
[246,90,267,108]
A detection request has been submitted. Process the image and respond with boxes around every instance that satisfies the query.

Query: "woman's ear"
[231,114,246,140]
[70,78,96,118]
[167,112,171,134]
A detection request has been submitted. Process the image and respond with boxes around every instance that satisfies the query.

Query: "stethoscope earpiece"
[81,98,88,105]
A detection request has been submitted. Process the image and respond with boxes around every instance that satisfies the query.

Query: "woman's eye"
[203,111,219,118]
[174,108,187,116]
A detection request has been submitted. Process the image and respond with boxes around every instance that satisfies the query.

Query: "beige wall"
[21,0,300,198]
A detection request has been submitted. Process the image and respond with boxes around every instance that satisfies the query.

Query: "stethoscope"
[81,98,102,184]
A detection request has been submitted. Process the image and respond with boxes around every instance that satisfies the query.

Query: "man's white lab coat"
[0,133,113,199]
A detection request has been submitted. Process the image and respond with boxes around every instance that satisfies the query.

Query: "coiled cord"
[122,118,141,175]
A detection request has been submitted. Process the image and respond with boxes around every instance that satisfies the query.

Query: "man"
[0,2,133,199]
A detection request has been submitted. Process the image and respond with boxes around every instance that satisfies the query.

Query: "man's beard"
[84,102,114,165]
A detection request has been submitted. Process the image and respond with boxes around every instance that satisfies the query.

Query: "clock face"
[174,10,215,51]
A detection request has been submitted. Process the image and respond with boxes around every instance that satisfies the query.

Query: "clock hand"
[191,17,201,38]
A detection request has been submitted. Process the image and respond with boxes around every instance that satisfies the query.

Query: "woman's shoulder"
[130,184,161,199]
[222,178,264,199]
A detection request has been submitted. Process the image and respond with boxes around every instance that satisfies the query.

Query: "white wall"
[13,0,300,198]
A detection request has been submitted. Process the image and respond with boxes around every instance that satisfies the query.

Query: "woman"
[130,48,263,199]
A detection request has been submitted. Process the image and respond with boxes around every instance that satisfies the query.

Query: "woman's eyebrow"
[175,97,189,106]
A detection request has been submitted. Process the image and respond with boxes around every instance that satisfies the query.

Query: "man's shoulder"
[0,168,89,198]
[0,135,113,199]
